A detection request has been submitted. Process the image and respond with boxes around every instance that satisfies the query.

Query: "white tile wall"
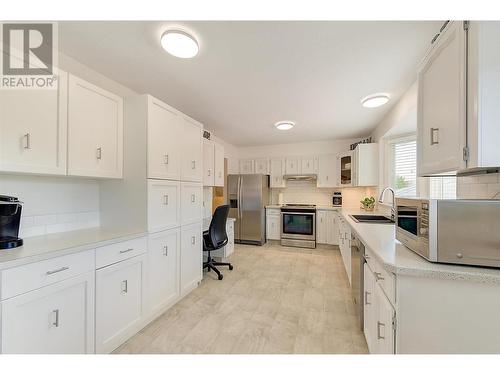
[457,173,500,199]
[20,211,100,238]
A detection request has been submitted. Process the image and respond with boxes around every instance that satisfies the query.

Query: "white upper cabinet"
[301,156,318,174]
[338,151,353,187]
[354,144,379,187]
[317,154,337,188]
[147,96,182,180]
[203,139,215,186]
[0,70,68,175]
[180,182,203,226]
[147,179,180,233]
[270,157,286,188]
[239,159,255,174]
[254,158,269,174]
[285,156,299,175]
[214,142,224,187]
[67,74,123,178]
[417,21,467,176]
[180,116,203,182]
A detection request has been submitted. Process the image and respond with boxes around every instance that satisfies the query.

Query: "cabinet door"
[266,215,280,240]
[0,70,67,175]
[224,220,235,256]
[214,142,225,187]
[95,255,144,353]
[301,156,317,174]
[147,96,182,180]
[317,154,337,187]
[338,152,353,187]
[203,139,215,186]
[1,272,94,354]
[270,158,285,188]
[239,159,255,174]
[417,21,466,175]
[326,211,338,245]
[316,211,327,244]
[180,182,203,225]
[374,284,396,354]
[254,158,269,174]
[67,74,123,178]
[180,116,203,182]
[147,229,180,315]
[180,222,202,295]
[363,263,376,353]
[147,179,180,233]
[285,156,299,175]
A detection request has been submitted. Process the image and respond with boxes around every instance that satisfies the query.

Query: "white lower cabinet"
[95,255,146,354]
[180,222,202,295]
[266,210,281,241]
[316,210,339,245]
[147,229,180,316]
[1,272,95,354]
[180,182,203,226]
[147,179,180,233]
[316,210,327,244]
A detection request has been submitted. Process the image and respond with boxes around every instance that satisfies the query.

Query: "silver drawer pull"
[377,321,385,340]
[97,147,102,160]
[119,248,134,254]
[208,169,211,176]
[23,133,31,149]
[46,266,69,275]
[365,291,371,305]
[191,236,195,245]
[164,154,169,164]
[191,160,196,169]
[52,309,60,327]
[374,272,385,281]
[163,245,168,256]
[163,194,169,205]
[191,194,195,203]
[121,280,128,294]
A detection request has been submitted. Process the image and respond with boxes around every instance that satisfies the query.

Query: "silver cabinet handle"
[163,245,168,256]
[364,254,371,260]
[377,321,385,340]
[374,272,384,281]
[121,280,128,294]
[191,160,196,169]
[208,169,211,176]
[97,147,102,160]
[163,194,169,205]
[52,309,60,327]
[119,248,134,254]
[164,154,169,165]
[191,194,195,203]
[191,236,195,245]
[430,127,439,145]
[365,291,371,305]
[23,133,31,149]
[326,175,329,181]
[46,266,69,275]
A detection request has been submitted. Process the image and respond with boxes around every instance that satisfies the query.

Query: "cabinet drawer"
[180,182,203,225]
[148,179,181,233]
[1,250,95,300]
[365,247,395,305]
[266,209,281,216]
[95,236,147,269]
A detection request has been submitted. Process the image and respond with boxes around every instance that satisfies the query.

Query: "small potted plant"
[360,196,376,211]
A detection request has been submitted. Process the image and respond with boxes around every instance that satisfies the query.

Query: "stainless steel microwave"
[396,198,500,268]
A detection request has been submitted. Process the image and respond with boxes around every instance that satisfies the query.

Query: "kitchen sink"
[349,214,394,224]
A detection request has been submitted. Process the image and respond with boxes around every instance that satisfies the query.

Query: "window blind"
[391,140,417,197]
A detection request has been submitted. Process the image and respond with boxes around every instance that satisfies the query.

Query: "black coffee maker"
[0,195,23,250]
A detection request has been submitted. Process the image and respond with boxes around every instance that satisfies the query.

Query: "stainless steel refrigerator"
[227,174,269,245]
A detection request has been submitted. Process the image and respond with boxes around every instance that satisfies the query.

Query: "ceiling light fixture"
[361,93,390,108]
[160,30,199,58]
[275,121,295,131]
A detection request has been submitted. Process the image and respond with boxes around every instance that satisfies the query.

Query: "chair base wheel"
[229,265,234,270]
[218,274,223,280]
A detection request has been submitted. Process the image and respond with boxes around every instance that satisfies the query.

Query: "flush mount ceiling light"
[275,121,295,131]
[361,93,390,108]
[160,30,199,58]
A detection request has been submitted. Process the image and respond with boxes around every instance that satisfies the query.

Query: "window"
[429,177,457,199]
[387,136,417,197]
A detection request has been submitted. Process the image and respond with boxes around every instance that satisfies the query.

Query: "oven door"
[396,205,418,238]
[280,211,316,240]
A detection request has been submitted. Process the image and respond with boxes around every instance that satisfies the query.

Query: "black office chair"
[203,204,233,280]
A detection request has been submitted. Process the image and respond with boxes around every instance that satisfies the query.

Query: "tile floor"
[114,242,368,354]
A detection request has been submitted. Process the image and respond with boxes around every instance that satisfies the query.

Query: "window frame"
[384,133,418,198]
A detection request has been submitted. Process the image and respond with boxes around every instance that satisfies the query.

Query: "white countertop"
[0,227,147,270]
[340,209,500,284]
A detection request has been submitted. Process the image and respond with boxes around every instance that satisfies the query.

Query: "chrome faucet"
[379,187,396,221]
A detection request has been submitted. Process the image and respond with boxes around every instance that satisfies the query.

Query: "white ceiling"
[59,21,440,146]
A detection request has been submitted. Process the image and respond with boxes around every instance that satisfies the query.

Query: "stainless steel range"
[280,204,316,248]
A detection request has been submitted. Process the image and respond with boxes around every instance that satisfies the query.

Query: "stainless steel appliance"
[351,232,364,330]
[396,198,500,268]
[228,174,269,245]
[280,204,316,248]
[0,195,23,250]
[332,192,342,207]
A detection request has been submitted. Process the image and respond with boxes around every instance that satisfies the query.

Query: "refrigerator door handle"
[238,176,243,219]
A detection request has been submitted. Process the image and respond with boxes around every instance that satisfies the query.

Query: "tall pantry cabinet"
[99,94,203,339]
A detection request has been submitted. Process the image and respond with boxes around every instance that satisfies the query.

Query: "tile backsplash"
[457,173,500,199]
[20,211,100,238]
